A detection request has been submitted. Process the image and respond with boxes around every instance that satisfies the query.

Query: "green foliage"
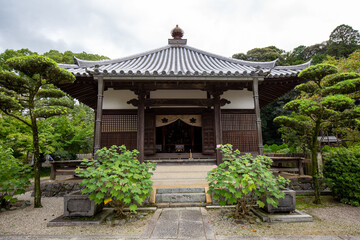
[0,55,76,208]
[261,90,299,145]
[323,147,360,206]
[233,46,284,63]
[206,144,288,218]
[324,50,360,74]
[275,62,360,204]
[75,145,156,216]
[298,64,338,83]
[38,103,94,156]
[0,146,31,208]
[43,50,110,64]
[327,24,360,59]
[263,143,296,154]
[0,114,32,160]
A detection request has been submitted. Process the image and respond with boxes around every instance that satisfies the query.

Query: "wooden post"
[137,91,145,163]
[253,77,264,155]
[93,76,104,155]
[213,93,223,165]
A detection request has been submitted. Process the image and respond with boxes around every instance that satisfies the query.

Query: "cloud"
[0,0,359,59]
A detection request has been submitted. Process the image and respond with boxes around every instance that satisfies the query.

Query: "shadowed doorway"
[156,118,202,153]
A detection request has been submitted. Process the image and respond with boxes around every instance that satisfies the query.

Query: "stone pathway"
[142,207,215,239]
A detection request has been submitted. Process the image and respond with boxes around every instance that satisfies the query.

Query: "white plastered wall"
[150,90,207,99]
[103,89,137,109]
[221,90,254,109]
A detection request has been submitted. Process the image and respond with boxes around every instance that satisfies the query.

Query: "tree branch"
[2,110,31,128]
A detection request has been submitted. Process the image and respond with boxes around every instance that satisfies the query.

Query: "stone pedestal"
[263,189,296,213]
[64,191,103,217]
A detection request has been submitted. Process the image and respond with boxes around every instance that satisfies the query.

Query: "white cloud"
[0,0,359,59]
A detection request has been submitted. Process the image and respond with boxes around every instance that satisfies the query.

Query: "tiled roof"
[59,44,311,79]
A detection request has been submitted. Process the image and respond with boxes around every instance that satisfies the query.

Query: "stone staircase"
[151,165,212,207]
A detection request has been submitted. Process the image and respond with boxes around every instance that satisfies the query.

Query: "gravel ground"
[207,201,360,237]
[0,192,153,236]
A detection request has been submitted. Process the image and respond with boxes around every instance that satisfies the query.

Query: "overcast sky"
[0,0,359,60]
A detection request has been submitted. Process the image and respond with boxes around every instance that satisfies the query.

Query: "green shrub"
[206,144,289,218]
[263,143,296,153]
[0,146,32,208]
[323,147,360,206]
[52,150,76,161]
[75,145,156,216]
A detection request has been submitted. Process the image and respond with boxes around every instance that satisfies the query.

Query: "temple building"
[58,25,310,164]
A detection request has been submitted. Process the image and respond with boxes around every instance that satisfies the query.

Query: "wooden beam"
[253,77,264,155]
[94,77,104,155]
[127,98,230,107]
[137,91,145,163]
[213,94,223,165]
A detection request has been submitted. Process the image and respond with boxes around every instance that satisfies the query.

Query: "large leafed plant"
[206,144,288,219]
[76,145,156,217]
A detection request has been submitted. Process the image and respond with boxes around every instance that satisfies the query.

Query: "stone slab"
[156,192,206,203]
[156,187,205,193]
[151,209,179,239]
[180,209,203,222]
[178,220,205,239]
[251,208,313,223]
[47,209,112,227]
[140,209,162,239]
[201,207,216,240]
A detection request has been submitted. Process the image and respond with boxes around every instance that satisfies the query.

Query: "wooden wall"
[221,111,258,153]
[100,109,259,154]
[100,110,137,150]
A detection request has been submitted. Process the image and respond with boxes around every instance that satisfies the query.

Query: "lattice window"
[221,114,256,131]
[101,115,137,132]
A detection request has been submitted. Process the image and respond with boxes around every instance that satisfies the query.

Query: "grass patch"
[296,195,340,210]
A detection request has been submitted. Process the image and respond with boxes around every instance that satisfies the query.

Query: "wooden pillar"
[137,91,145,163]
[93,76,104,155]
[213,93,223,165]
[253,77,264,155]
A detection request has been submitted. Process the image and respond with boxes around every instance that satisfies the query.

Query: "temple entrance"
[155,117,202,153]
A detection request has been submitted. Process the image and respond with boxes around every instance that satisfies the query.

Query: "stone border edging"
[139,208,162,238]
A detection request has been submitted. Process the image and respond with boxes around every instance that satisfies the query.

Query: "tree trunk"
[30,109,42,208]
[311,117,322,204]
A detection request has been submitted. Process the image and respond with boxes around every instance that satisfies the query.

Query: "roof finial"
[171,25,184,39]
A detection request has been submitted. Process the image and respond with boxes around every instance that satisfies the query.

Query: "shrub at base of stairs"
[75,145,156,217]
[206,144,289,219]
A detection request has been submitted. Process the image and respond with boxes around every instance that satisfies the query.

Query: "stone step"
[153,179,208,186]
[157,187,205,194]
[156,192,206,203]
[151,165,212,186]
[146,159,216,165]
[152,171,208,179]
[152,165,214,172]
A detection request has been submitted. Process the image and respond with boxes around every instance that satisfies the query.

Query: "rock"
[25,200,31,206]
[235,218,247,224]
[227,217,234,223]
[119,219,126,226]
[113,219,121,225]
[128,217,137,223]
[221,210,228,215]
[9,207,17,211]
[256,218,261,223]
[1,208,6,212]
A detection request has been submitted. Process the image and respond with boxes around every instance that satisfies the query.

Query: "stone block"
[63,191,103,217]
[263,189,296,213]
